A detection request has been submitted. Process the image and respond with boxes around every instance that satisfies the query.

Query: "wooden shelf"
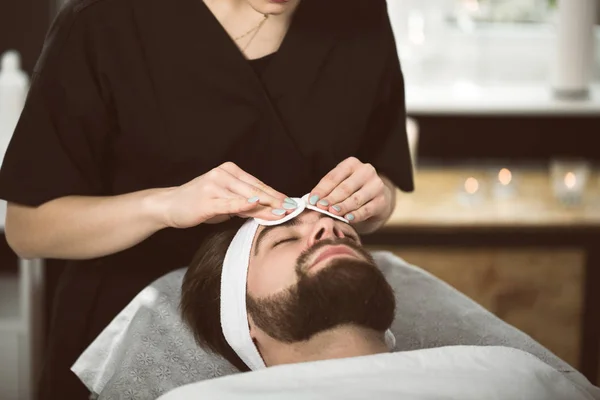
[385,166,600,230]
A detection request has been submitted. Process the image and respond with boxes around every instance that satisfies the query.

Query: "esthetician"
[0,0,413,397]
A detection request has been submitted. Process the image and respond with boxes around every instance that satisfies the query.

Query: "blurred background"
[0,0,599,399]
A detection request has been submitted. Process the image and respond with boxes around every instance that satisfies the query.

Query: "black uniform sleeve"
[357,2,414,193]
[0,4,112,206]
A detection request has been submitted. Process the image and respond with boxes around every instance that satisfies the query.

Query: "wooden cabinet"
[364,166,600,384]
[367,246,585,369]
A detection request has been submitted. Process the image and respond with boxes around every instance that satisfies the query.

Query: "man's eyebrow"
[254,218,304,256]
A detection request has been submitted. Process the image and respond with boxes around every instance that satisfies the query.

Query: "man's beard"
[246,238,396,343]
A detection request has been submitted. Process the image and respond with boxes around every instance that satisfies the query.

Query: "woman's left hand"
[309,157,396,233]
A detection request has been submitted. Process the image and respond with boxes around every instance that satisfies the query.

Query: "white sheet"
[157,345,599,400]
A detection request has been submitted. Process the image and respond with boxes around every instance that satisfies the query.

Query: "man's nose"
[307,217,346,248]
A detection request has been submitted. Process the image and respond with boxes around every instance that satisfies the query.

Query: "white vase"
[552,0,597,99]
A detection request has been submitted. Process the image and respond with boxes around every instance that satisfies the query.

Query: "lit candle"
[564,172,577,189]
[458,176,484,206]
[550,159,591,205]
[498,168,512,186]
[465,177,479,194]
[557,171,581,204]
[493,167,517,199]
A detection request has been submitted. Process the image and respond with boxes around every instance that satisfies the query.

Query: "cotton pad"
[254,194,349,226]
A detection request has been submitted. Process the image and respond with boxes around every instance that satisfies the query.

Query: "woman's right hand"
[162,162,296,229]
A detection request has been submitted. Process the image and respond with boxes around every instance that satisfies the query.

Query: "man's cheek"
[271,256,299,293]
[249,262,295,298]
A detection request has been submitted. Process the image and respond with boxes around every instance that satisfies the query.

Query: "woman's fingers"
[318,164,378,213]
[217,162,296,215]
[218,162,288,201]
[328,175,385,222]
[211,168,293,213]
[170,166,291,228]
[341,196,384,223]
[215,193,289,221]
[308,157,360,206]
[235,207,286,221]
[212,195,260,215]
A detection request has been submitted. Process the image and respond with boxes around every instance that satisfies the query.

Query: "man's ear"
[247,313,268,366]
[248,314,258,341]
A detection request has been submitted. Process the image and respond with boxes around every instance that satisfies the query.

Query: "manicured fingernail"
[318,199,329,206]
[309,195,319,205]
[272,209,286,216]
[332,205,342,212]
[283,201,297,210]
[345,213,355,221]
[248,196,259,203]
[284,197,296,205]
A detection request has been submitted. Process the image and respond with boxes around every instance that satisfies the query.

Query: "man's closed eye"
[273,237,299,248]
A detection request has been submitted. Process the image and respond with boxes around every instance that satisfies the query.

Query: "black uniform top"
[0,0,413,396]
[249,52,276,75]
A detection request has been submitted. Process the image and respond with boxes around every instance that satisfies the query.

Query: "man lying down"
[159,198,598,400]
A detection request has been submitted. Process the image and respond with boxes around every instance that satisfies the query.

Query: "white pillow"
[71,268,238,399]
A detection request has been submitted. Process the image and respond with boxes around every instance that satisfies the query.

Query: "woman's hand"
[162,162,297,228]
[309,157,396,233]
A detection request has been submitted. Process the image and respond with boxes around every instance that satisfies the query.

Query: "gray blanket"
[71,251,600,399]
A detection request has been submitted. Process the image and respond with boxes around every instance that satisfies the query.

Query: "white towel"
[157,346,599,400]
[220,194,395,371]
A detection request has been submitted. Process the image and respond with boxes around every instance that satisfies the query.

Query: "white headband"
[219,194,396,370]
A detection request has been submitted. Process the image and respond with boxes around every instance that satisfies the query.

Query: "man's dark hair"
[180,219,249,371]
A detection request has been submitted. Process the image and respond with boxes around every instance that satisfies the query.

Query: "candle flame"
[498,168,512,186]
[465,177,479,194]
[564,172,577,189]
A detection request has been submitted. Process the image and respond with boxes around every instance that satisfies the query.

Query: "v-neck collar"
[132,0,342,159]
[195,0,339,100]
[133,0,340,98]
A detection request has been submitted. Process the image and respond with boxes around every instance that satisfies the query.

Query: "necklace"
[234,13,269,42]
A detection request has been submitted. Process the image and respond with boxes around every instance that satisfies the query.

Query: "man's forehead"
[258,211,311,231]
[256,210,335,236]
